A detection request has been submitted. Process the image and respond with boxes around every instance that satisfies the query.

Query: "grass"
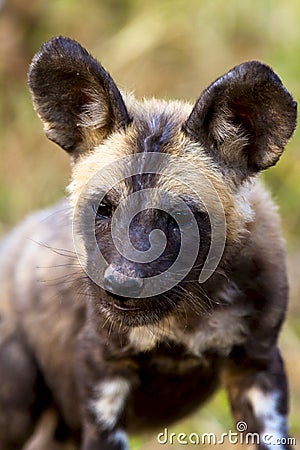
[1,1,300,447]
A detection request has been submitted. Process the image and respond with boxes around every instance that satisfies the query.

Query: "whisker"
[28,238,86,260]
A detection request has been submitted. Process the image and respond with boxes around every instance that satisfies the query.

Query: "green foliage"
[1,0,300,239]
[1,0,300,447]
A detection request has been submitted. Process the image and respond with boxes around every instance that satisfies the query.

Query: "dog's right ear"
[183,61,297,181]
[28,37,130,157]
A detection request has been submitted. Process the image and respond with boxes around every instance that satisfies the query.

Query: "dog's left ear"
[28,37,130,158]
[183,61,297,180]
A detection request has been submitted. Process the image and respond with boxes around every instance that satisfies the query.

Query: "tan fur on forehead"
[68,133,127,204]
[68,134,225,211]
[68,93,252,247]
[126,94,192,125]
[69,94,193,202]
[70,96,208,193]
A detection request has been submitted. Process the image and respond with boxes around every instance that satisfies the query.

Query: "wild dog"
[0,36,297,450]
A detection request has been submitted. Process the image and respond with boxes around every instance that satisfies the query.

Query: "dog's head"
[28,37,297,327]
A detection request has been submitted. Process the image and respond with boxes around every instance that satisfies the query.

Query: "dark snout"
[103,265,144,298]
[95,208,187,325]
[101,262,179,325]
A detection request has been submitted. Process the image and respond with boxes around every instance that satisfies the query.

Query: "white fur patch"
[129,326,160,352]
[129,303,249,356]
[185,307,249,356]
[235,180,255,224]
[246,387,288,450]
[109,430,129,450]
[91,378,130,429]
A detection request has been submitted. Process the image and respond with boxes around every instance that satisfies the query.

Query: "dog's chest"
[128,304,249,359]
[118,305,250,427]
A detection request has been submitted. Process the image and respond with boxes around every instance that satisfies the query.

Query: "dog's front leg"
[81,419,129,450]
[76,330,131,450]
[223,346,293,450]
[79,372,131,450]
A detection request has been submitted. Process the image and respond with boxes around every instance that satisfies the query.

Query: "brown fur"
[0,37,297,449]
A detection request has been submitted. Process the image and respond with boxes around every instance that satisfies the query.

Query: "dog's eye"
[93,201,112,219]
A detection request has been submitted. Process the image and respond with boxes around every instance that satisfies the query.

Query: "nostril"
[103,266,143,298]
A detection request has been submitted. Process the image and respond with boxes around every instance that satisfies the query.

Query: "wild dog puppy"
[0,36,297,450]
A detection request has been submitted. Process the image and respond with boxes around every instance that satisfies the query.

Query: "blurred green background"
[0,0,300,448]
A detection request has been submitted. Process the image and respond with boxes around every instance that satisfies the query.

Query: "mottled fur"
[0,37,297,450]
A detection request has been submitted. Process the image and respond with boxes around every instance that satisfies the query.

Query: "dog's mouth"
[100,291,178,327]
[109,294,143,312]
[86,279,181,327]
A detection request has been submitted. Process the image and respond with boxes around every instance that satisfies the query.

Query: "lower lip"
[112,302,142,312]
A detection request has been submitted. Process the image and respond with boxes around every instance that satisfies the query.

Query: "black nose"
[103,266,144,297]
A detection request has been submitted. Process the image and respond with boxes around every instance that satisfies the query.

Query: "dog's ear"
[183,61,297,181]
[28,37,130,157]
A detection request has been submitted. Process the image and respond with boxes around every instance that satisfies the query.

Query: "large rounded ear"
[183,61,297,181]
[28,37,131,157]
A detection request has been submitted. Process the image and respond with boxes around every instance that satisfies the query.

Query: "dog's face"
[28,37,296,327]
[68,116,230,327]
